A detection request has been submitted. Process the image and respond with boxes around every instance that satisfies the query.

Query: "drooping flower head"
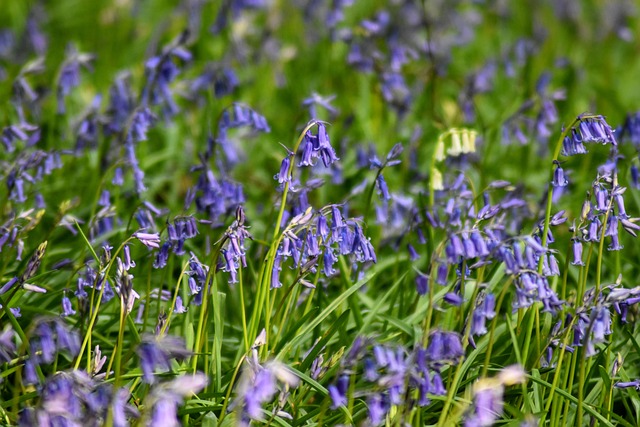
[561,114,616,156]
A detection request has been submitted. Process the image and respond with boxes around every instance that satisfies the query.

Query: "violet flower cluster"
[326,333,463,425]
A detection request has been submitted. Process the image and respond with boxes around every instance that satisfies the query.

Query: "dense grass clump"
[3,1,640,426]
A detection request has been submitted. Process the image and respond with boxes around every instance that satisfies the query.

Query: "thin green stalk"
[520,303,538,371]
[539,115,583,255]
[104,298,127,425]
[160,260,191,336]
[577,197,614,426]
[238,266,249,353]
[539,315,578,426]
[250,120,319,356]
[191,242,222,375]
[562,347,579,425]
[422,240,446,348]
[481,276,513,377]
[436,277,483,426]
[218,355,246,424]
[74,238,133,370]
[272,121,320,242]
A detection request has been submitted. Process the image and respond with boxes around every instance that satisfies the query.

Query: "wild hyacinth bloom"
[427,330,464,364]
[189,64,239,99]
[329,339,457,424]
[19,370,138,426]
[464,366,526,427]
[141,36,192,118]
[275,147,294,185]
[133,231,161,249]
[302,93,338,118]
[272,206,376,288]
[61,293,76,317]
[56,45,94,114]
[137,334,191,384]
[233,354,299,425]
[561,114,616,156]
[470,293,496,336]
[105,72,135,134]
[0,326,16,363]
[1,125,29,152]
[29,318,80,368]
[115,257,140,314]
[191,162,246,225]
[552,160,568,187]
[415,271,428,295]
[328,375,349,408]
[297,123,338,168]
[145,373,208,427]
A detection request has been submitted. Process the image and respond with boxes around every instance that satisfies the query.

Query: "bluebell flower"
[122,244,135,270]
[616,380,640,390]
[146,373,208,427]
[137,334,191,384]
[350,222,377,263]
[91,345,107,377]
[275,151,293,184]
[465,382,503,427]
[233,356,299,424]
[302,93,338,118]
[74,96,102,152]
[0,326,16,363]
[322,246,338,276]
[328,375,349,408]
[436,263,449,285]
[368,393,386,425]
[115,258,140,315]
[129,107,156,143]
[444,292,463,306]
[381,72,411,115]
[569,238,584,266]
[0,276,18,296]
[613,186,628,219]
[133,231,161,249]
[471,293,496,336]
[20,369,139,426]
[271,253,283,289]
[1,125,28,152]
[190,64,239,99]
[415,271,428,296]
[297,122,338,168]
[221,249,238,284]
[30,318,80,367]
[56,45,94,114]
[316,214,330,242]
[173,296,187,314]
[427,331,464,363]
[61,293,76,317]
[105,73,135,135]
[631,164,640,189]
[562,115,617,156]
[552,160,568,187]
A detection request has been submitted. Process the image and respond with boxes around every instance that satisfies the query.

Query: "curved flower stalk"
[245,120,334,355]
[540,113,617,255]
